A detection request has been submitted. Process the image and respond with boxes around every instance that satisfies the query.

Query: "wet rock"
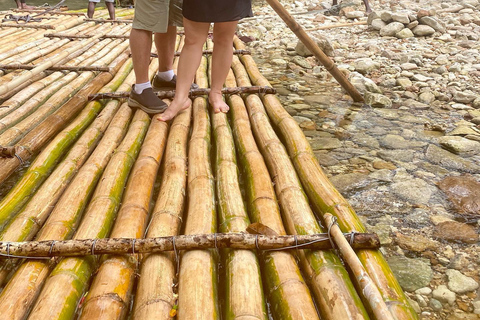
[377,149,415,162]
[330,172,370,194]
[446,269,479,294]
[387,256,433,292]
[395,233,438,252]
[352,132,380,148]
[432,285,456,305]
[404,208,431,227]
[433,221,478,244]
[349,72,382,94]
[412,25,436,36]
[380,22,405,36]
[364,92,392,108]
[314,152,339,166]
[396,28,415,39]
[391,178,434,205]
[425,144,480,173]
[310,137,341,150]
[449,125,479,136]
[437,175,480,218]
[380,134,411,149]
[438,136,480,156]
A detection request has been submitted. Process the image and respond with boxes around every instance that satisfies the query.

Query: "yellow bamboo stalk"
[178,52,219,319]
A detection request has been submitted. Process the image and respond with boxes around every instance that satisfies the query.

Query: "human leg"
[155,26,177,73]
[87,1,96,18]
[105,0,115,20]
[209,20,238,113]
[157,18,210,121]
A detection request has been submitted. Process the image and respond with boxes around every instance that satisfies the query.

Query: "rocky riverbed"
[241,0,480,319]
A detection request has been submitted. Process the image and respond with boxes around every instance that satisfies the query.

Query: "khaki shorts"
[132,0,183,33]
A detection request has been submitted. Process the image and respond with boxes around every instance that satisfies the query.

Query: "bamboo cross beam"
[0,232,380,257]
[13,9,86,16]
[84,18,133,24]
[89,86,276,100]
[0,23,55,29]
[44,33,128,39]
[0,63,111,72]
[265,0,364,102]
[148,49,251,57]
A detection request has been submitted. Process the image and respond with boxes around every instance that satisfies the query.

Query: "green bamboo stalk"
[0,62,133,245]
[0,104,132,319]
[207,39,267,320]
[227,63,320,319]
[233,37,418,320]
[26,110,150,320]
[230,53,369,319]
[78,58,169,320]
[0,53,131,230]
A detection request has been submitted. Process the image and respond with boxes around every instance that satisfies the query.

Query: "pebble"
[446,269,480,294]
[432,285,456,305]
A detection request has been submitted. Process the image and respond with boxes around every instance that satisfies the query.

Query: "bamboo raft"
[0,7,418,320]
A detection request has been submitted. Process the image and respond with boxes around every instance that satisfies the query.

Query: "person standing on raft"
[128,0,198,114]
[14,0,35,10]
[87,0,115,20]
[157,0,253,121]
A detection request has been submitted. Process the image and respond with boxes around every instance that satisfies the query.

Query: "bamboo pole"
[0,52,130,225]
[89,86,275,100]
[0,104,132,319]
[44,33,128,39]
[133,107,191,320]
[0,64,111,72]
[84,18,133,23]
[233,38,419,320]
[178,53,220,319]
[0,37,112,118]
[0,61,133,245]
[0,26,106,96]
[227,61,320,319]
[323,214,394,320]
[131,37,189,320]
[25,110,150,320]
[0,23,55,29]
[207,38,267,319]
[230,55,369,319]
[0,73,93,145]
[77,113,169,320]
[0,233,379,257]
[263,0,364,102]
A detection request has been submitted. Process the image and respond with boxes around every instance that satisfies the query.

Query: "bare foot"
[21,4,36,9]
[208,91,229,113]
[157,98,190,122]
